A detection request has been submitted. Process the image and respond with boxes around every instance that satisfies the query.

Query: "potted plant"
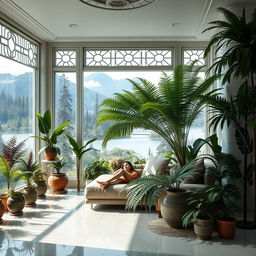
[125,159,201,228]
[97,63,219,167]
[32,170,48,199]
[47,158,68,194]
[6,189,25,216]
[182,189,215,240]
[203,7,256,228]
[17,152,40,207]
[34,109,71,160]
[65,134,96,191]
[83,160,111,185]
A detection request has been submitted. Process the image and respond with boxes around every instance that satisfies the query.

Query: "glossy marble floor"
[0,190,256,256]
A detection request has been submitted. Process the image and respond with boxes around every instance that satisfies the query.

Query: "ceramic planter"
[160,190,188,228]
[34,181,48,199]
[48,173,68,194]
[7,195,25,216]
[23,187,37,207]
[194,217,214,240]
[217,218,236,239]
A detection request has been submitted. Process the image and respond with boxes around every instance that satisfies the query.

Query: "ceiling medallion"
[79,0,156,10]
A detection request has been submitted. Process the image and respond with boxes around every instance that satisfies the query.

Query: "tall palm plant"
[98,64,219,167]
[203,7,256,228]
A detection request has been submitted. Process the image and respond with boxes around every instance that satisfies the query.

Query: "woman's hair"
[122,161,135,171]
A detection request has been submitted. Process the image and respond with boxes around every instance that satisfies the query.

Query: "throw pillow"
[141,157,170,177]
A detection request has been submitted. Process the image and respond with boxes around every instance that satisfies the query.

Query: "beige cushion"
[85,174,129,200]
[141,157,170,177]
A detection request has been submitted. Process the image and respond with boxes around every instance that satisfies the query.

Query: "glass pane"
[55,72,77,176]
[83,71,173,164]
[83,71,207,165]
[0,56,35,190]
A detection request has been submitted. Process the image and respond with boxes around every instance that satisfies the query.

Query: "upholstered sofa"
[84,158,216,206]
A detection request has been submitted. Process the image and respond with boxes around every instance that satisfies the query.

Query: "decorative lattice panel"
[183,50,205,66]
[55,50,77,67]
[0,23,38,68]
[84,49,172,67]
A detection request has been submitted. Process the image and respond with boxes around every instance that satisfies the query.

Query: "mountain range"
[0,72,135,112]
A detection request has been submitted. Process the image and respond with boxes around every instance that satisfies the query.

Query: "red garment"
[119,171,138,183]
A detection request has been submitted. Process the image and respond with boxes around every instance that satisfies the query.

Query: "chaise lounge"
[84,157,217,206]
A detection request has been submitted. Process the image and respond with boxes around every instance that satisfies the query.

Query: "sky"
[0,56,171,84]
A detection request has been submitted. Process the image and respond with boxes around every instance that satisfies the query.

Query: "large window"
[0,56,35,189]
[0,20,38,190]
[55,72,77,176]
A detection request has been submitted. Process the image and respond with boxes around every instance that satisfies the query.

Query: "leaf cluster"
[125,159,202,212]
[83,160,111,180]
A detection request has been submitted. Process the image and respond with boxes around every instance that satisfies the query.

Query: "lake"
[1,127,204,157]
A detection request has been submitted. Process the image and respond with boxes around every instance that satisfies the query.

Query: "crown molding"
[0,0,56,41]
[54,36,201,42]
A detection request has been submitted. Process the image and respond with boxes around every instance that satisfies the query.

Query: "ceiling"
[0,0,255,42]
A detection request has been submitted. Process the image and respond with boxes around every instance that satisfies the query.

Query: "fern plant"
[17,152,40,188]
[98,63,219,167]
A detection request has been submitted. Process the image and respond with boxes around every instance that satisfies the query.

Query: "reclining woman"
[97,161,138,189]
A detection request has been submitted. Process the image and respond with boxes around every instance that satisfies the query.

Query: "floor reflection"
[0,238,174,256]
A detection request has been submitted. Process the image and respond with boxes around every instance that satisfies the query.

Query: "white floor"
[1,190,256,256]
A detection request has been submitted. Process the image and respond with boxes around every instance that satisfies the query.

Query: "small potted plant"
[182,189,215,240]
[0,136,26,211]
[34,109,71,160]
[83,160,111,185]
[32,170,48,199]
[65,134,97,191]
[7,189,25,216]
[17,152,40,207]
[47,158,68,194]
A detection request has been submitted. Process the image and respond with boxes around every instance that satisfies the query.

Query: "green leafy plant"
[17,152,40,188]
[2,136,26,168]
[0,156,23,190]
[83,160,111,181]
[34,109,71,155]
[47,158,67,174]
[125,159,202,211]
[203,7,256,226]
[65,134,97,191]
[182,188,216,228]
[32,170,47,182]
[98,63,219,167]
[7,189,25,199]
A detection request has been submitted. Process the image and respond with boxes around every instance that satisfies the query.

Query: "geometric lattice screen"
[0,22,38,68]
[55,50,77,67]
[84,49,172,67]
[183,50,205,66]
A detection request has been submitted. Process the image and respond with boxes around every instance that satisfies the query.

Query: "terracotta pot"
[0,194,8,211]
[23,187,37,207]
[48,173,68,193]
[34,181,48,199]
[7,195,25,216]
[44,151,57,161]
[160,190,188,228]
[194,217,214,240]
[0,200,5,224]
[217,218,236,239]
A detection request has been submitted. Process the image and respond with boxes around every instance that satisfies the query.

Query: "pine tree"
[57,74,74,170]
